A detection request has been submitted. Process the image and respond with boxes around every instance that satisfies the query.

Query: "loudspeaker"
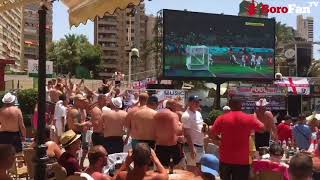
[297,46,312,77]
[287,95,301,117]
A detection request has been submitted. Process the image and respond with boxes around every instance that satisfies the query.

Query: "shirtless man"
[102,97,127,154]
[0,93,26,152]
[49,83,64,122]
[85,145,111,180]
[166,98,184,121]
[46,80,53,102]
[126,93,157,149]
[154,109,183,167]
[114,143,168,180]
[67,94,92,168]
[97,94,111,113]
[89,101,104,147]
[254,98,278,149]
[49,83,64,103]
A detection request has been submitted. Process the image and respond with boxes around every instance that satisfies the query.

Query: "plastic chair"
[8,153,29,180]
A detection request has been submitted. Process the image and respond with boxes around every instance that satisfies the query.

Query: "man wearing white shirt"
[54,94,68,139]
[181,95,204,172]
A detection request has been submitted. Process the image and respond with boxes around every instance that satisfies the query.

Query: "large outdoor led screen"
[163,9,276,80]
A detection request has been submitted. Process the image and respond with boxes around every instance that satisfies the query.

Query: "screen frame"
[162,9,276,82]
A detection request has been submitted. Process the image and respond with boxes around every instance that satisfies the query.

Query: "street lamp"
[128,48,139,88]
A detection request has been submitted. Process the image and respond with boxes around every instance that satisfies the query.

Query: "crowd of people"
[0,76,320,180]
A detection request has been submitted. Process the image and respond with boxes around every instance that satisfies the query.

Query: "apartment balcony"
[99,37,117,42]
[25,28,37,34]
[99,28,117,34]
[102,55,118,59]
[99,20,117,26]
[102,46,118,51]
[101,63,118,68]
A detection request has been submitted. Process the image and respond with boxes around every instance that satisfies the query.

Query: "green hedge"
[0,89,38,127]
[206,109,223,125]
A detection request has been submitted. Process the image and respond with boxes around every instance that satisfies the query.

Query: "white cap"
[222,106,231,111]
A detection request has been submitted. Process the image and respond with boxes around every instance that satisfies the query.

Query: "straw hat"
[60,130,81,148]
[72,94,87,101]
[2,92,16,104]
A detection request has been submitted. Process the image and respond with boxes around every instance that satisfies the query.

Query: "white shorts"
[183,145,204,166]
[55,122,64,137]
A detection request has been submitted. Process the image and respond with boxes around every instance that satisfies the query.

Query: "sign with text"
[228,86,285,96]
[228,85,286,111]
[234,95,286,111]
[154,89,186,107]
[28,60,53,77]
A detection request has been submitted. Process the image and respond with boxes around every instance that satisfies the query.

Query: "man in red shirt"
[211,97,265,180]
[277,115,293,143]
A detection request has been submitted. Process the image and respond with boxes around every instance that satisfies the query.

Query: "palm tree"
[275,22,295,74]
[308,60,320,77]
[275,22,295,46]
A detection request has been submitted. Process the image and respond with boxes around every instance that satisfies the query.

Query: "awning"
[0,0,144,27]
[62,0,143,27]
[274,77,310,95]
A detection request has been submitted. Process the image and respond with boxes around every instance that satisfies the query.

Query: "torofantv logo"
[246,0,319,16]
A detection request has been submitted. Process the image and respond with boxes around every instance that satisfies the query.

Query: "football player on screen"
[250,53,256,67]
[255,55,263,70]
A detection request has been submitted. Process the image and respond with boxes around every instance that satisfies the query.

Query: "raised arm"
[67,109,91,131]
[266,111,278,140]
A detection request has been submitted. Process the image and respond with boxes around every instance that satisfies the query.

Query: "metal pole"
[295,43,298,76]
[215,82,221,110]
[35,4,49,180]
[128,52,132,88]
